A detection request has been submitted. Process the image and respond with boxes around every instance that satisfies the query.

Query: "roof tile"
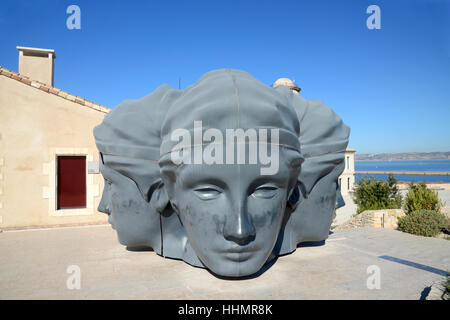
[0,66,110,114]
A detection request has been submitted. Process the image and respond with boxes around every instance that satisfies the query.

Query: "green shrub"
[404,182,444,214]
[398,209,449,237]
[353,174,402,214]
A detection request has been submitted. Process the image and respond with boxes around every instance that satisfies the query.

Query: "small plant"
[353,174,402,214]
[404,182,444,214]
[398,209,449,237]
[444,274,450,300]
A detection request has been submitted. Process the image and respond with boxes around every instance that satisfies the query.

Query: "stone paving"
[0,225,448,299]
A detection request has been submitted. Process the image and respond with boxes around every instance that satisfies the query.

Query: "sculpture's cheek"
[248,195,285,227]
[212,214,224,234]
[120,199,133,209]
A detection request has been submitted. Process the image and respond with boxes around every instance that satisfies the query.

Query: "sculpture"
[94,69,350,277]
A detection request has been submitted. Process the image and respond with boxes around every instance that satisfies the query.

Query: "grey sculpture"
[94,69,349,278]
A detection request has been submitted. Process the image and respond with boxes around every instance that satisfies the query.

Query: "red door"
[57,156,86,209]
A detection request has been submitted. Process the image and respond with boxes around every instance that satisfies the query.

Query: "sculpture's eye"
[193,186,222,200]
[252,185,279,199]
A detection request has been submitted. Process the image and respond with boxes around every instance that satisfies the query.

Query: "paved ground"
[0,225,448,299]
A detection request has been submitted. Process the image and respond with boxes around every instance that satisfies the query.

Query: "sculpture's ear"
[287,181,307,210]
[149,179,170,214]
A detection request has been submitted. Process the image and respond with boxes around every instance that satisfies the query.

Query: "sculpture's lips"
[223,250,253,262]
[222,246,255,254]
[108,216,116,230]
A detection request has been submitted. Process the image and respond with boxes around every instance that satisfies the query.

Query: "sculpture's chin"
[209,266,260,278]
[203,257,266,278]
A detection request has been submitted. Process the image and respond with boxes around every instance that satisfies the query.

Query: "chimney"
[16,46,55,86]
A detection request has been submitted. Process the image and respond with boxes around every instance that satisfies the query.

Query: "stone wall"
[0,67,109,228]
[335,209,405,230]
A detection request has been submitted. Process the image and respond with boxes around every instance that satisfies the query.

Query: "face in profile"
[278,156,346,254]
[98,155,162,252]
[160,150,301,277]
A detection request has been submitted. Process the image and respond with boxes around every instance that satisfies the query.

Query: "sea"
[355,160,450,183]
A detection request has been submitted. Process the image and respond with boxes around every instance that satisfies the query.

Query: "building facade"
[340,148,356,196]
[0,47,109,229]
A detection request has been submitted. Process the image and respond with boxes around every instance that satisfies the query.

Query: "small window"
[347,156,349,170]
[339,178,341,188]
[347,177,350,191]
[57,156,86,209]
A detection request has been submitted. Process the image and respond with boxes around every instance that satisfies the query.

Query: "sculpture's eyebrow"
[248,174,289,190]
[179,165,228,188]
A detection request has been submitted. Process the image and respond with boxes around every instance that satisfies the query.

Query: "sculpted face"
[278,156,347,254]
[161,150,301,277]
[98,155,162,252]
[94,69,350,278]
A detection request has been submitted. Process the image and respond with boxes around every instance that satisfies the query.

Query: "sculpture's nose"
[224,201,256,245]
[335,185,345,209]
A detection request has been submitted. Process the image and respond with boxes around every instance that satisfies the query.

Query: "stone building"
[340,148,356,196]
[0,47,109,229]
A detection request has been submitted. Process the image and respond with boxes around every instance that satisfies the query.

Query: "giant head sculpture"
[94,69,349,277]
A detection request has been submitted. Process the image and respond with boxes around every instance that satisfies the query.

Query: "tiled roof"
[0,66,110,114]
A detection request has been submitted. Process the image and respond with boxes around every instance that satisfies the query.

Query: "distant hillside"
[355,152,450,161]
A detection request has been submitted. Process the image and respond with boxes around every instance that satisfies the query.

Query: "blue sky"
[1,0,449,154]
